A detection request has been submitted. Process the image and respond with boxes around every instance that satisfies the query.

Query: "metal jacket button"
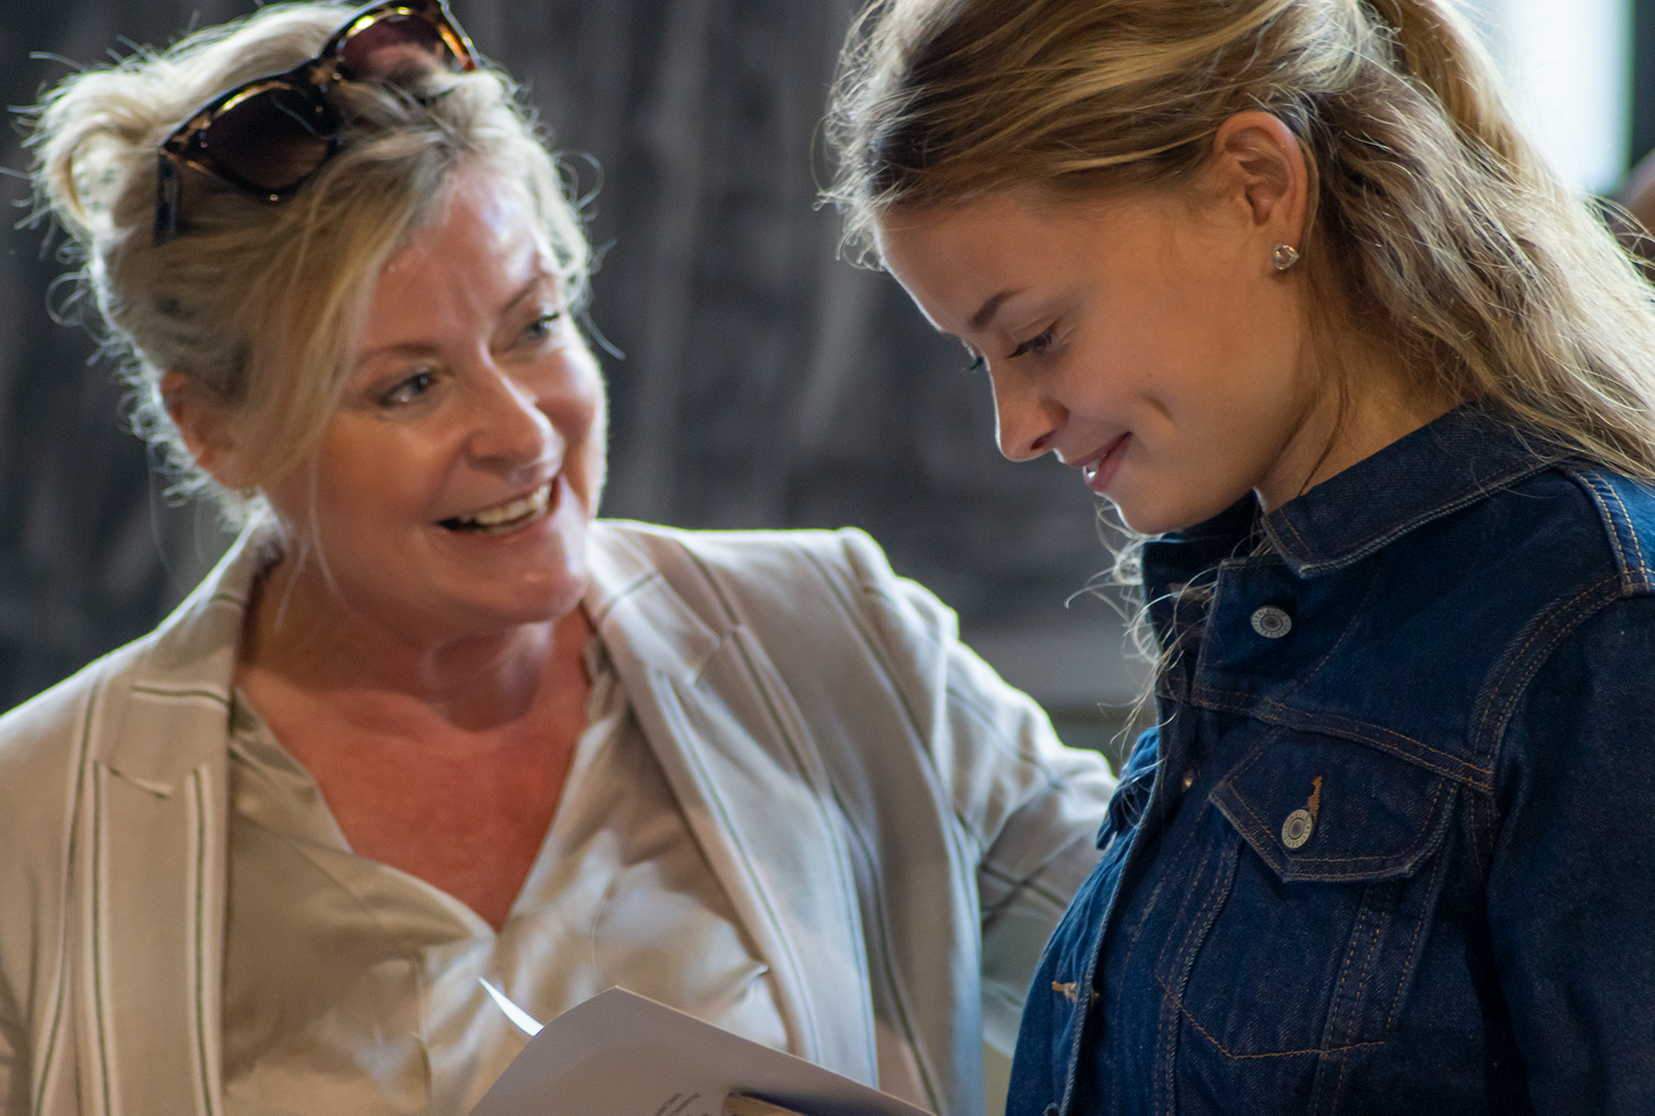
[1283,776,1324,849]
[1250,605,1292,638]
[1281,809,1314,848]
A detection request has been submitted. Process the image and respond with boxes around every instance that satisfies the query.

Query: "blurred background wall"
[1,0,1651,758]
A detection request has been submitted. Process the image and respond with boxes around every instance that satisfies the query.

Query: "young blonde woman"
[829,0,1655,1112]
[2,3,1118,1114]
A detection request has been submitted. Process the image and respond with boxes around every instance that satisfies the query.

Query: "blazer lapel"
[69,536,260,1116]
[585,524,878,1085]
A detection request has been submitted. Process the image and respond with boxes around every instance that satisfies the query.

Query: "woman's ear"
[161,370,252,488]
[1206,110,1309,253]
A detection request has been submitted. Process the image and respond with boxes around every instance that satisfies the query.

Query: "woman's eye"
[524,308,565,341]
[1009,326,1057,360]
[380,370,434,407]
[962,344,986,373]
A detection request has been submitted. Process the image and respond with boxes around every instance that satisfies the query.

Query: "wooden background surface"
[0,0,1139,728]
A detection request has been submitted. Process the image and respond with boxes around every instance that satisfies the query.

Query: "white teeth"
[451,483,552,533]
[472,485,550,526]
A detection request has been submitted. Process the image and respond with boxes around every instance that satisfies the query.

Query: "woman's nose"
[989,367,1061,462]
[465,365,557,466]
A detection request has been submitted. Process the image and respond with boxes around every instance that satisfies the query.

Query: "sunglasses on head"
[154,0,477,243]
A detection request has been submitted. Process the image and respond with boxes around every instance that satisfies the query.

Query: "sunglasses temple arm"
[154,155,182,244]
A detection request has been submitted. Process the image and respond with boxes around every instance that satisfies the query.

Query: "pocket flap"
[1211,732,1456,883]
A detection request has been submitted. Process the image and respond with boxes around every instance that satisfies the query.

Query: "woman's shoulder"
[1547,464,1655,592]
[0,632,157,875]
[0,631,152,764]
[1496,462,1655,678]
[1429,460,1655,604]
[589,519,929,628]
[0,532,257,804]
[591,518,896,582]
[588,519,963,695]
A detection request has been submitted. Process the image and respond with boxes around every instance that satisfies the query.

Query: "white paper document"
[470,986,935,1116]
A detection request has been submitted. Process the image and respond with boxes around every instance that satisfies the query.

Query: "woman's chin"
[294,528,593,647]
[419,551,591,636]
[1107,496,1185,537]
[423,494,593,627]
[1107,477,1256,536]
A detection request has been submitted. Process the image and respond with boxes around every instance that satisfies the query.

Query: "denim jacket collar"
[1146,404,1554,599]
[1261,403,1551,578]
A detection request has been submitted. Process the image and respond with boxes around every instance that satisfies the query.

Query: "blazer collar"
[583,523,879,1083]
[99,528,266,791]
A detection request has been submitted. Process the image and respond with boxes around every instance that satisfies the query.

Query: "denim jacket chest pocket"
[1160,729,1459,1075]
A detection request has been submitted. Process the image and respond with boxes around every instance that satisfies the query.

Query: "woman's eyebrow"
[500,269,556,316]
[352,273,559,365]
[971,288,1018,330]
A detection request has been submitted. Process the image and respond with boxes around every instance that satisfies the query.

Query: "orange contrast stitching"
[1152,971,1385,1062]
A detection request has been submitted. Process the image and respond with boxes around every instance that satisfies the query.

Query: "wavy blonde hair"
[826,0,1655,482]
[27,2,589,521]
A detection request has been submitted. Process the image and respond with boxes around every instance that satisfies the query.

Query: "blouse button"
[1250,606,1293,639]
[1180,768,1197,791]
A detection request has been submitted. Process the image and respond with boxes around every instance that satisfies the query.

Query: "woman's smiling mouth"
[439,482,555,535]
[1078,434,1129,495]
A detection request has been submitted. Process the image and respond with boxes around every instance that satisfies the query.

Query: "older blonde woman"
[1,4,1115,1114]
[828,0,1655,1112]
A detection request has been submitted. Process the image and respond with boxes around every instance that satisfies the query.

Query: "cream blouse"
[219,641,788,1116]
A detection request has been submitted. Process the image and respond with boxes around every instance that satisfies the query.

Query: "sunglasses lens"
[339,12,449,82]
[156,3,475,239]
[201,86,339,193]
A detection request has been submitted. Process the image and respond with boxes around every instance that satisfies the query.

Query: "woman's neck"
[235,545,594,734]
[1254,336,1460,512]
[229,541,598,930]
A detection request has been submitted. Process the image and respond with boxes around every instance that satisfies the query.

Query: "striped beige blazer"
[0,520,1115,1116]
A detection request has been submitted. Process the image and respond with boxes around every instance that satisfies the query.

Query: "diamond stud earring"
[1272,244,1302,271]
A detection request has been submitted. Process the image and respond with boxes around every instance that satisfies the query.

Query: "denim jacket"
[1007,405,1655,1116]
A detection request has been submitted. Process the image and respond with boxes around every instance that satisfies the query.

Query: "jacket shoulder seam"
[1558,465,1655,594]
